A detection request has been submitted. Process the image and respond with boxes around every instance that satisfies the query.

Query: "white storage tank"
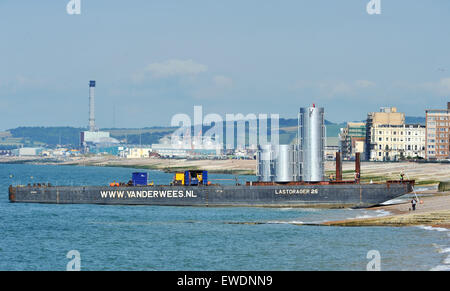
[257,144,273,182]
[273,144,302,182]
[298,105,325,182]
[257,144,301,182]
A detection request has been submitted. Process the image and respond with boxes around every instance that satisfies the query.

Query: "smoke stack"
[89,80,96,131]
[336,152,342,181]
[355,152,361,183]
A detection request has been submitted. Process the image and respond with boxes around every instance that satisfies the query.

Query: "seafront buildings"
[339,122,366,160]
[425,102,450,160]
[2,100,448,162]
[369,124,425,161]
[363,107,426,161]
[365,107,405,161]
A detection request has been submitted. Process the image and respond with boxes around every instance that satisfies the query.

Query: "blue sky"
[1,0,449,130]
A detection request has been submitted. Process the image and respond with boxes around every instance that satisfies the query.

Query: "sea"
[0,163,449,271]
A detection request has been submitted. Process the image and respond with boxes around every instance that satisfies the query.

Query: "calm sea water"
[0,163,449,271]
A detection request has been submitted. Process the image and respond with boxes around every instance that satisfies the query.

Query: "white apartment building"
[370,124,426,161]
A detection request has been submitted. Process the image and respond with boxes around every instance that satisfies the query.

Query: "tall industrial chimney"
[89,80,96,131]
[298,105,325,182]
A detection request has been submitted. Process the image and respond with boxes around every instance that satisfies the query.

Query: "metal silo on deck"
[273,145,292,182]
[257,144,273,182]
[298,105,325,182]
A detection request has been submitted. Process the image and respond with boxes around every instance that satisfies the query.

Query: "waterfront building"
[123,147,154,159]
[339,122,366,160]
[425,102,450,160]
[365,107,405,160]
[369,124,425,161]
[12,147,44,156]
[325,137,341,161]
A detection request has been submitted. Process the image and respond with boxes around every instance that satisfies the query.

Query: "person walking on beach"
[411,198,417,211]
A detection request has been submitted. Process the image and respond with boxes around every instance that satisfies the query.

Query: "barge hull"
[9,182,414,208]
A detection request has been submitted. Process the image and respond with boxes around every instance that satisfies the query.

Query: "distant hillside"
[405,116,426,125]
[279,118,337,127]
[5,126,175,148]
[3,118,354,148]
[110,129,175,145]
[8,127,85,147]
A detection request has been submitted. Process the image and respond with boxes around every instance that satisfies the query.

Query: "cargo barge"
[8,156,415,208]
[8,179,414,208]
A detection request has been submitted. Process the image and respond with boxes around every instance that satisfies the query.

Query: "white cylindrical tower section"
[298,105,325,182]
[257,144,273,182]
[274,145,293,182]
[89,80,96,131]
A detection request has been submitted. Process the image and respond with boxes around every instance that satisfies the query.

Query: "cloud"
[0,75,45,95]
[420,77,450,95]
[129,61,232,100]
[355,80,376,88]
[294,79,376,98]
[144,59,208,78]
[191,75,234,99]
[212,75,233,88]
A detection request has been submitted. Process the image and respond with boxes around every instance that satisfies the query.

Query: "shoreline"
[0,156,256,175]
[2,156,450,185]
[314,192,450,228]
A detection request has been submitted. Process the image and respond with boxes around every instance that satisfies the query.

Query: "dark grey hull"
[9,182,414,208]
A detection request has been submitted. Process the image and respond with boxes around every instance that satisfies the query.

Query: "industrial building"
[425,102,450,160]
[122,147,154,159]
[151,134,222,158]
[80,80,119,151]
[11,147,44,156]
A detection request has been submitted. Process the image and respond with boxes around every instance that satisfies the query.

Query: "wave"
[430,243,450,271]
[417,225,449,232]
[430,265,450,271]
[267,220,304,225]
[277,207,321,212]
[381,198,407,205]
[348,209,391,220]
